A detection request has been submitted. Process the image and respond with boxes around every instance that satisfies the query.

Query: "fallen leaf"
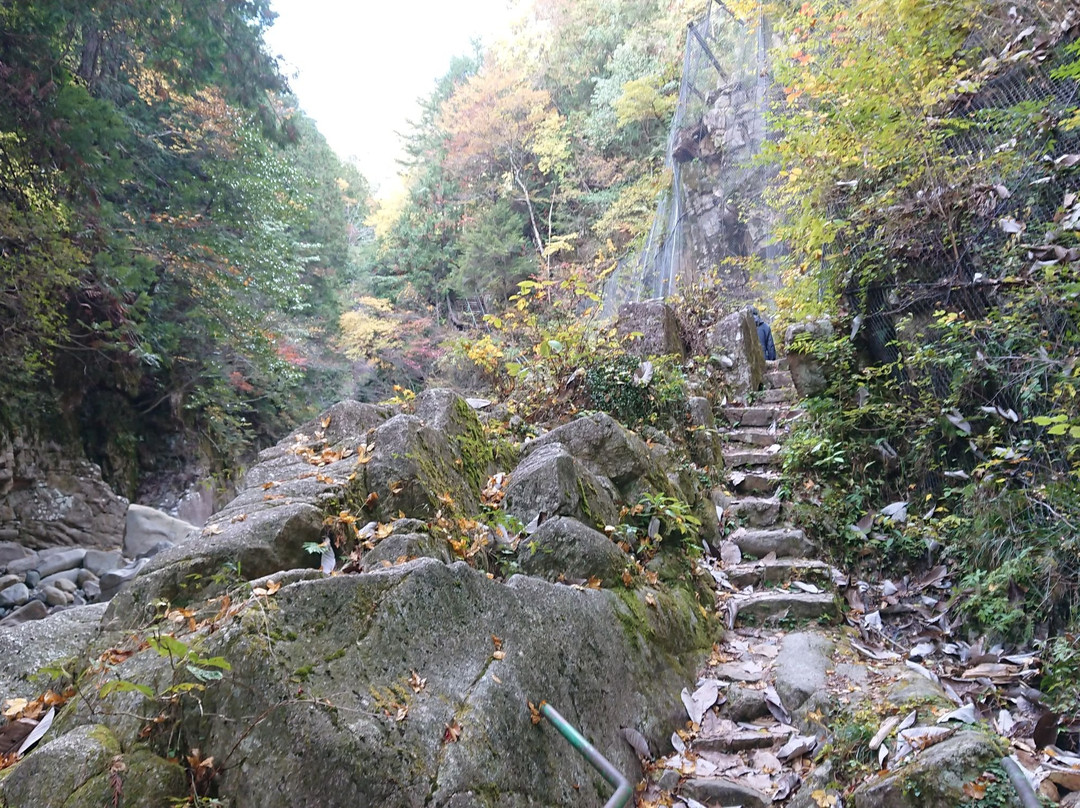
[811,788,838,807]
[395,704,409,722]
[2,699,28,719]
[408,671,426,693]
[443,720,462,743]
[621,727,651,759]
[528,701,545,725]
[962,781,987,799]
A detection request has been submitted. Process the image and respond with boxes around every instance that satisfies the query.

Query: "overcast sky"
[265,0,517,195]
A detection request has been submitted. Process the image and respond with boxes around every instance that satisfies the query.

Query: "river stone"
[0,582,29,608]
[124,504,196,558]
[524,413,651,488]
[852,731,1002,808]
[6,553,41,576]
[504,443,619,530]
[77,568,99,587]
[616,300,686,358]
[774,632,834,712]
[0,599,48,626]
[517,516,631,586]
[706,308,766,402]
[785,319,834,398]
[99,559,147,601]
[23,569,39,588]
[0,603,107,698]
[83,549,124,577]
[0,573,20,593]
[42,585,68,607]
[363,532,453,568]
[0,541,32,567]
[83,578,101,601]
[104,502,322,629]
[82,558,712,808]
[39,568,82,589]
[364,414,480,521]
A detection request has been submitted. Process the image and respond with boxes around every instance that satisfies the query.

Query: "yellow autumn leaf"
[2,698,28,718]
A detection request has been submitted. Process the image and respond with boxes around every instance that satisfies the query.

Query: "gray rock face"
[505,444,619,530]
[681,777,770,808]
[617,300,686,358]
[852,731,1002,808]
[524,413,651,488]
[6,553,41,576]
[413,388,499,489]
[0,603,105,697]
[105,503,321,628]
[774,632,834,712]
[0,433,127,550]
[365,415,480,520]
[785,319,835,398]
[687,396,723,469]
[123,504,196,558]
[707,308,766,402]
[363,532,452,568]
[517,516,631,586]
[87,559,711,808]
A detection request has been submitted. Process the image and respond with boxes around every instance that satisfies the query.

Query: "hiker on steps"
[752,308,776,361]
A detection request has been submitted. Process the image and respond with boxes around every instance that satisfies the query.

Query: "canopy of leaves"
[0,0,370,492]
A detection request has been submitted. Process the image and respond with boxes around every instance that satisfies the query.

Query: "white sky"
[265,0,518,196]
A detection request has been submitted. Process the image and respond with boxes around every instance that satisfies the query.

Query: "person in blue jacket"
[752,308,776,360]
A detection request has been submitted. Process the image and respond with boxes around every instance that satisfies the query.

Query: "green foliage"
[584,354,689,428]
[0,0,371,483]
[1041,632,1080,716]
[615,491,702,561]
[454,200,534,299]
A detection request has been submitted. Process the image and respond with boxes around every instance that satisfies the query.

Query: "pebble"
[82,579,101,602]
[0,582,29,608]
[23,570,39,588]
[0,573,21,593]
[72,593,86,606]
[0,599,48,626]
[52,577,77,594]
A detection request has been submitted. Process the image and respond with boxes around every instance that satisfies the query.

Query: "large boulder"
[852,731,1004,808]
[517,516,632,586]
[616,300,686,358]
[504,444,619,530]
[364,414,480,520]
[706,308,765,402]
[0,603,107,699]
[0,724,186,808]
[123,504,196,558]
[414,389,501,489]
[523,413,651,489]
[785,319,834,398]
[75,559,713,808]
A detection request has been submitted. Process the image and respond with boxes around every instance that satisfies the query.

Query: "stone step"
[765,370,792,389]
[765,358,789,372]
[729,526,814,558]
[761,387,795,405]
[722,496,782,528]
[721,406,784,428]
[732,591,839,625]
[728,470,781,495]
[723,558,834,589]
[722,428,780,447]
[722,447,783,468]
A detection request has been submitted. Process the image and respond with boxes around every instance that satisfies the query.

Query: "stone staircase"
[713,359,840,628]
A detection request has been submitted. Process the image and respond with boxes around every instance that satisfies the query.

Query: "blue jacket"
[756,318,776,360]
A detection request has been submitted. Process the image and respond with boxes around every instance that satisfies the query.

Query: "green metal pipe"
[540,703,633,808]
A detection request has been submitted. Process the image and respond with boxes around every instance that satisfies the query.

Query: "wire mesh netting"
[604,0,774,311]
